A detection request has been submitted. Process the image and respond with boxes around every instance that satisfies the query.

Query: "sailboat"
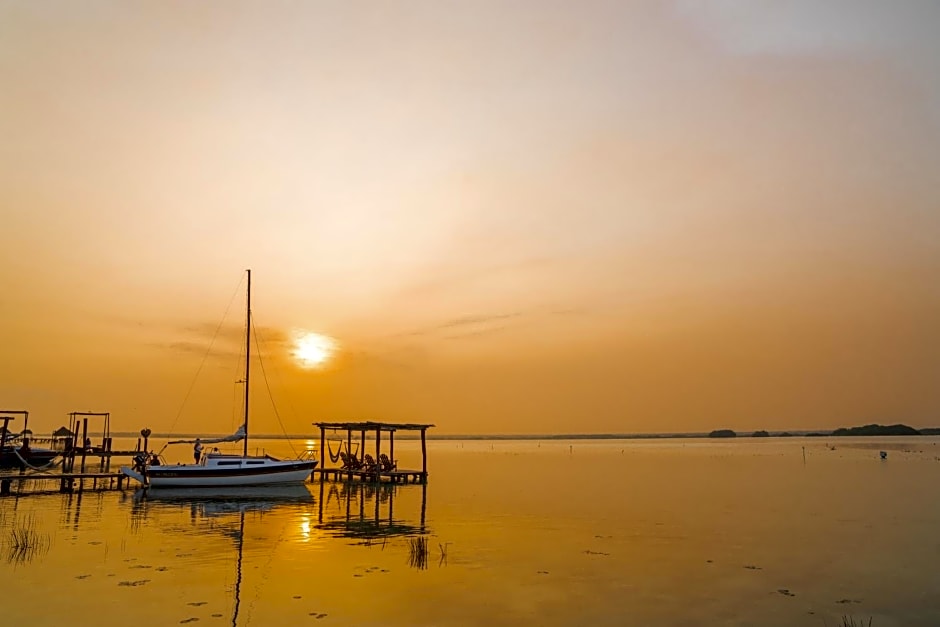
[121,269,318,488]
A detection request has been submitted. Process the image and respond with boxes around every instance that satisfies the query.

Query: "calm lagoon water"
[2,437,940,626]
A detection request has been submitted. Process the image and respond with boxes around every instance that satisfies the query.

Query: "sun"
[291,331,336,369]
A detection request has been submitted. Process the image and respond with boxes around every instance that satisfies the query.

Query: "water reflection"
[128,485,317,627]
[131,485,315,518]
[315,480,429,543]
[3,512,51,566]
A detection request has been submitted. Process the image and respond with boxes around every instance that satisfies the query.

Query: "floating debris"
[743,565,762,570]
[118,579,151,587]
[778,589,795,597]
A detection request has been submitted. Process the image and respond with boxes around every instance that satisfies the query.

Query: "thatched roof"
[52,426,74,437]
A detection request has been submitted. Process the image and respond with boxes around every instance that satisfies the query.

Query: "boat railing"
[298,449,318,463]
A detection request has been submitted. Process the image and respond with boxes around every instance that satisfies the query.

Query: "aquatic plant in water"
[407,536,429,570]
[827,616,872,627]
[5,513,51,565]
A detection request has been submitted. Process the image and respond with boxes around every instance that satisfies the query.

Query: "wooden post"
[319,426,326,469]
[420,481,427,529]
[374,482,380,521]
[359,430,366,462]
[375,427,381,482]
[80,418,89,473]
[0,416,10,451]
[389,430,395,469]
[420,427,428,480]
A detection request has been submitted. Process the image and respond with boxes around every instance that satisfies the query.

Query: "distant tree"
[752,430,770,438]
[708,429,737,438]
[831,423,920,436]
[779,432,794,437]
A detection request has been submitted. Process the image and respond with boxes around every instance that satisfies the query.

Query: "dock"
[314,421,434,484]
[312,468,428,483]
[1,410,142,497]
[0,471,128,496]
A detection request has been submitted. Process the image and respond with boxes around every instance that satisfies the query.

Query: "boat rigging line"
[251,319,299,458]
[165,273,246,439]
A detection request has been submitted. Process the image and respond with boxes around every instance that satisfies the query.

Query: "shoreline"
[108,429,940,441]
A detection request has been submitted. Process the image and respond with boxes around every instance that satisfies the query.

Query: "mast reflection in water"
[130,485,317,626]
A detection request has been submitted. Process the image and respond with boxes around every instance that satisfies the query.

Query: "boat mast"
[243,268,251,457]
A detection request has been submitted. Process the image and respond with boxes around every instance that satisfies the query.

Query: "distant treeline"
[830,423,921,436]
[709,423,935,438]
[111,424,939,442]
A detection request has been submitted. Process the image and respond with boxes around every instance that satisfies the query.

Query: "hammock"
[326,440,343,464]
[13,448,64,473]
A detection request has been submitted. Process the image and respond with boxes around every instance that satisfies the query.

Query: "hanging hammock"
[13,448,64,473]
[326,440,343,464]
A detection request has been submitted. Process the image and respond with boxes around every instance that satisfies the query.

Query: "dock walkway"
[0,471,127,496]
[312,468,426,484]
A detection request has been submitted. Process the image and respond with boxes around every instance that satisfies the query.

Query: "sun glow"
[291,331,336,369]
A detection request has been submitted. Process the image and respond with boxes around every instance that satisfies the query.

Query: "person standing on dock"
[194,438,203,464]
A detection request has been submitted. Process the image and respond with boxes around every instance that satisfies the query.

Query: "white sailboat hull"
[122,457,317,488]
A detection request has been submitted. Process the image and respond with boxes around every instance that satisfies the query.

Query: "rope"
[166,274,245,438]
[251,320,300,458]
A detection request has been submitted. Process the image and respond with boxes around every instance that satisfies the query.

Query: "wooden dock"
[314,421,433,485]
[312,468,427,484]
[0,470,128,496]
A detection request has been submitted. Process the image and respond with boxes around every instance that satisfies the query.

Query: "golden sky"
[2,1,939,435]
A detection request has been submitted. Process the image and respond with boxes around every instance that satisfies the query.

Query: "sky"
[2,1,939,436]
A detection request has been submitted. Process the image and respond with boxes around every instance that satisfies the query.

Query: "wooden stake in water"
[802,446,806,464]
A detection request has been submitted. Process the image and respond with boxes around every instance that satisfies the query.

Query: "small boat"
[0,411,59,470]
[121,269,318,488]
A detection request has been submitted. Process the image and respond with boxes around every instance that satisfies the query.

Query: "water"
[2,437,940,626]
